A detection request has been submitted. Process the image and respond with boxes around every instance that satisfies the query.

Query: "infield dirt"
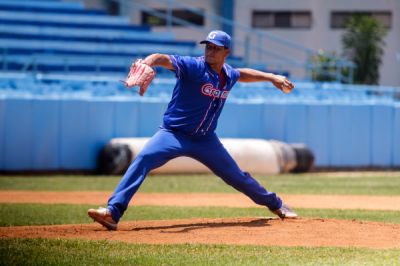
[1,217,400,249]
[1,191,400,211]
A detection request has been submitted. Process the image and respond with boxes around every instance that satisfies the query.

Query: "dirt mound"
[1,218,399,249]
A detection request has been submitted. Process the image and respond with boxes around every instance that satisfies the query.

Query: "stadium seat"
[0,24,175,41]
[0,0,205,75]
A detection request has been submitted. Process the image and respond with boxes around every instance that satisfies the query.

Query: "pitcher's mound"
[1,217,399,249]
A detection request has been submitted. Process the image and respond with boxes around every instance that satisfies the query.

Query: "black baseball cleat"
[271,204,298,219]
[88,207,118,230]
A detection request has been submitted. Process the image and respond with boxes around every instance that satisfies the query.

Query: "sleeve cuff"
[168,55,181,79]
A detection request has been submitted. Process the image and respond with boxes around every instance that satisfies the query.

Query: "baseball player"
[88,30,297,230]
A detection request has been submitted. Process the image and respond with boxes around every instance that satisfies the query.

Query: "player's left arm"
[237,68,294,94]
[142,53,174,70]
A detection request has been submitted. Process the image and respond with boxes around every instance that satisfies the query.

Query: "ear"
[224,48,230,58]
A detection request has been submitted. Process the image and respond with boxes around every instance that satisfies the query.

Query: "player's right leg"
[189,134,297,219]
[88,129,189,229]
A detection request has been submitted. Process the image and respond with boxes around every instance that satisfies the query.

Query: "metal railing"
[117,0,355,83]
[0,0,356,83]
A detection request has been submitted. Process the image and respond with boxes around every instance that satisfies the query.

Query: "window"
[252,11,312,29]
[107,1,119,16]
[331,11,392,28]
[142,9,204,27]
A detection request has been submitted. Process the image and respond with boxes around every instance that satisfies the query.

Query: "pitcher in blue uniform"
[88,30,297,230]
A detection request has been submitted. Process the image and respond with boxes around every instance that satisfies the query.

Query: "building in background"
[78,0,399,85]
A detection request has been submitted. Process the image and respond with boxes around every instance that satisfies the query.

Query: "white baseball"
[281,84,292,93]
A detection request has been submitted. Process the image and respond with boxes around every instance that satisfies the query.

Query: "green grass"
[1,238,399,266]
[1,173,400,265]
[1,173,400,195]
[1,203,399,226]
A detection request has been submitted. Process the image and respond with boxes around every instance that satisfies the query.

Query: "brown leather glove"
[122,59,156,96]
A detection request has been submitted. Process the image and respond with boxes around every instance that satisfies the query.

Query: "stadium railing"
[1,73,399,103]
[119,0,355,83]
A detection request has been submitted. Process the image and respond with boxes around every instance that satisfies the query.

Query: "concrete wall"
[1,96,399,171]
[122,0,219,42]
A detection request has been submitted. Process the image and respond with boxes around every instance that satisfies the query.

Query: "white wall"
[234,0,400,85]
[124,0,219,41]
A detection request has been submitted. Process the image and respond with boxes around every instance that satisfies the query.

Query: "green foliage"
[310,50,339,82]
[342,15,387,84]
[309,50,353,83]
[1,238,399,266]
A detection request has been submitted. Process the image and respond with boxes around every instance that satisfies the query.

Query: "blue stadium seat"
[0,10,133,26]
[0,31,196,46]
[0,0,224,75]
[0,18,149,31]
[0,41,201,57]
[1,72,399,104]
[0,0,84,10]
[0,24,175,41]
[0,0,106,15]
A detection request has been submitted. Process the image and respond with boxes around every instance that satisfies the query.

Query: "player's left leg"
[189,134,282,211]
[89,129,190,229]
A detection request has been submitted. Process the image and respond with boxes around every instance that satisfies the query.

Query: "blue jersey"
[163,55,240,136]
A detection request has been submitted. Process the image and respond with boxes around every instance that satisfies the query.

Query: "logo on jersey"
[201,83,229,99]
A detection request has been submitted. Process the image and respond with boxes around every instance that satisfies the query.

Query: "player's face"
[204,43,230,65]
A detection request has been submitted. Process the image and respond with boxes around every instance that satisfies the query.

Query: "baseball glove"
[122,59,156,96]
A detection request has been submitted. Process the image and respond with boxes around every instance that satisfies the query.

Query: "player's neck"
[208,62,224,74]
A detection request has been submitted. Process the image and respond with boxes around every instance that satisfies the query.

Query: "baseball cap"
[200,30,231,49]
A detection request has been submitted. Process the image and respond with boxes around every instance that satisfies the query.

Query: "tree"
[342,15,387,85]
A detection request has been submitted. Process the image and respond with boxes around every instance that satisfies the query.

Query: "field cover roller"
[98,138,314,175]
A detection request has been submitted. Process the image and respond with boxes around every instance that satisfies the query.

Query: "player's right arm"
[237,68,294,94]
[142,53,174,71]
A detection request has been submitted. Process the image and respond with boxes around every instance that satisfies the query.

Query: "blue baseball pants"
[107,128,282,222]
